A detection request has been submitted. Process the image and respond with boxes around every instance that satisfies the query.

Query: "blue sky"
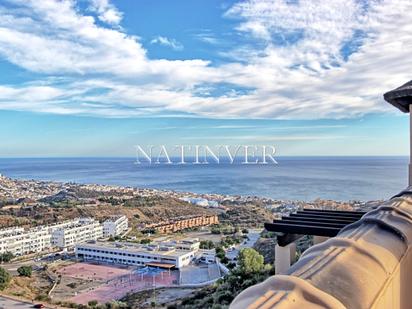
[0,0,410,156]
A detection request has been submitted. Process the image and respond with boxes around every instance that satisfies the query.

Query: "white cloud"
[182,135,352,141]
[194,32,220,45]
[150,36,184,51]
[0,0,410,119]
[89,0,123,26]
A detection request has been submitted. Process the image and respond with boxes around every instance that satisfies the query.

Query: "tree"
[140,238,151,244]
[0,267,11,290]
[220,256,229,264]
[104,301,128,308]
[17,265,32,277]
[215,246,226,260]
[0,252,14,263]
[238,248,264,273]
[200,240,214,249]
[88,300,98,307]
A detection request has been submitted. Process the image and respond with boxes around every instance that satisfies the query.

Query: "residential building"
[0,226,25,237]
[0,226,51,255]
[51,218,103,249]
[0,217,104,255]
[103,215,128,237]
[145,215,219,234]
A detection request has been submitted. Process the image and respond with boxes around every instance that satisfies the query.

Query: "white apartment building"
[75,239,200,268]
[22,227,52,254]
[0,229,28,255]
[51,218,103,249]
[0,226,25,237]
[103,215,128,237]
[0,226,51,256]
[0,217,104,255]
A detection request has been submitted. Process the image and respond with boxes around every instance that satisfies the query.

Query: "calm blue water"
[0,157,408,201]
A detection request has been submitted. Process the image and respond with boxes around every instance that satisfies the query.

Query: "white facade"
[0,230,28,255]
[0,226,25,237]
[75,239,199,269]
[103,216,128,237]
[0,226,51,255]
[0,217,104,256]
[51,218,103,249]
[23,227,52,254]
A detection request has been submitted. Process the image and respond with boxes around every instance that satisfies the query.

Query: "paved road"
[0,296,36,308]
[226,229,262,261]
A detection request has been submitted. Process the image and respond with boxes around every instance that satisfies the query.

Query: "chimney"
[384,81,412,186]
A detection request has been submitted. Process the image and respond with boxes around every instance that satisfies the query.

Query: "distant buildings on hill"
[181,197,219,208]
[144,215,219,234]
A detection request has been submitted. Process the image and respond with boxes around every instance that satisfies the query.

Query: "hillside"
[219,203,277,228]
[0,195,214,230]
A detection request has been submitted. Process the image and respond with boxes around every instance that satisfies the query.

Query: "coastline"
[0,156,407,201]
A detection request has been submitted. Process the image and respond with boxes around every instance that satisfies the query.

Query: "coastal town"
[0,174,378,308]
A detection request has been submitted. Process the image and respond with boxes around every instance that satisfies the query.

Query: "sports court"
[69,266,179,304]
[57,262,132,281]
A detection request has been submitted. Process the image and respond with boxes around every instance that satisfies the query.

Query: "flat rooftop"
[77,241,194,258]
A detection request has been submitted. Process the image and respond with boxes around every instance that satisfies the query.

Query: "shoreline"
[0,173,381,205]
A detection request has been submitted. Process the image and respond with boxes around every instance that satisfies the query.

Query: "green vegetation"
[260,230,276,238]
[108,235,122,242]
[238,248,264,273]
[140,238,151,244]
[220,256,229,264]
[0,251,14,263]
[218,204,275,228]
[172,248,274,308]
[220,235,242,248]
[35,294,51,302]
[211,224,236,235]
[98,196,123,205]
[0,267,10,290]
[199,240,215,249]
[88,300,98,307]
[124,196,163,208]
[17,265,32,277]
[142,228,156,235]
[215,246,225,260]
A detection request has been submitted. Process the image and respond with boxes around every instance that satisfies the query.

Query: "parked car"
[33,304,45,308]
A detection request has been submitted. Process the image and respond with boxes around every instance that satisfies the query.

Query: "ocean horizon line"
[0,155,408,159]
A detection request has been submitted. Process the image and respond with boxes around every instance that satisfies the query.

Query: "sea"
[0,156,408,202]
